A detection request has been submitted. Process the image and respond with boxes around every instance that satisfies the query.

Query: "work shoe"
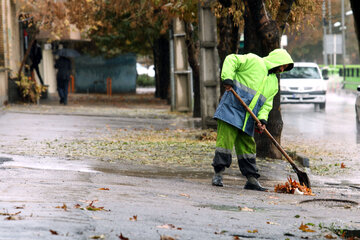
[212,173,223,187]
[244,176,267,191]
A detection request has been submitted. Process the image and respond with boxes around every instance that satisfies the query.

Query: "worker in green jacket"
[212,49,294,191]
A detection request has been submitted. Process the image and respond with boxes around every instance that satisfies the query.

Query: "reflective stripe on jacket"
[214,49,294,136]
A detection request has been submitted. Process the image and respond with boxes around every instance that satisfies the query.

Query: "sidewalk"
[5,92,186,119]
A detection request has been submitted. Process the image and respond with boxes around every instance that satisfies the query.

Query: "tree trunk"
[184,22,201,118]
[244,0,284,159]
[349,0,360,56]
[153,34,170,101]
[217,0,239,96]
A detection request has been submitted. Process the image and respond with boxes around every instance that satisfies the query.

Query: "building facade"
[0,0,21,106]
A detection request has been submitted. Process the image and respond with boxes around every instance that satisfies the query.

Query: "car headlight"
[280,85,287,91]
[315,85,325,91]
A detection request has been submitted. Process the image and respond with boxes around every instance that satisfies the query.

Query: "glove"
[255,120,267,134]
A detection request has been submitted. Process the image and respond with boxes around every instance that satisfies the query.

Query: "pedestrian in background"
[55,56,72,105]
[211,49,294,191]
[30,40,44,86]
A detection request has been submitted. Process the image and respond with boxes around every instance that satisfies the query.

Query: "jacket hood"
[263,49,294,72]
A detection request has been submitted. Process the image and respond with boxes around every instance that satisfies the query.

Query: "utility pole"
[341,0,346,83]
[328,0,332,65]
[198,0,220,129]
[322,0,328,66]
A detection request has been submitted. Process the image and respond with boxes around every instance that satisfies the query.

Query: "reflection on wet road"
[282,92,358,145]
[281,92,360,184]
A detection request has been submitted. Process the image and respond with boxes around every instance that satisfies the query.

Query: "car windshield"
[281,67,321,79]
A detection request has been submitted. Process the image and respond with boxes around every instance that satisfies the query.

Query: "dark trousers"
[30,64,44,85]
[212,120,260,178]
[57,76,70,104]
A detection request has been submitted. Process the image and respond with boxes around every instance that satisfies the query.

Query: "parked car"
[136,63,155,77]
[356,85,360,131]
[280,62,328,109]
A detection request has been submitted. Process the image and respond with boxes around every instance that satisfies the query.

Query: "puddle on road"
[197,204,265,212]
[0,157,13,164]
[198,204,241,212]
[93,166,213,180]
[299,198,358,208]
[0,154,98,173]
[1,154,214,180]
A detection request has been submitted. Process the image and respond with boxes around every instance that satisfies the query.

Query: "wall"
[0,71,7,104]
[7,0,20,77]
[42,44,56,94]
[74,54,137,93]
[0,0,20,105]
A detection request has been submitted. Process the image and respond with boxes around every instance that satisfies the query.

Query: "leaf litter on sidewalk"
[13,128,217,168]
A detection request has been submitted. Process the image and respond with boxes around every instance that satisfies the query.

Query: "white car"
[280,62,328,109]
[136,63,149,75]
[136,63,155,77]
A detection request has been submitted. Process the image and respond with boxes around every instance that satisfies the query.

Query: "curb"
[286,151,310,168]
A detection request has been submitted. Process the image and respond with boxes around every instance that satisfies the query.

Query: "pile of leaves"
[274,177,314,196]
[15,73,47,103]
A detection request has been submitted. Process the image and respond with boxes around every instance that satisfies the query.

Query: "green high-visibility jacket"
[214,49,294,136]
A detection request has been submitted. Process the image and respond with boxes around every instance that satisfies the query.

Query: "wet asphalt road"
[0,92,359,240]
[282,92,359,145]
[281,92,360,184]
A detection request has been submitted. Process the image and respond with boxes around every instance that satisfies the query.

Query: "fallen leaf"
[156,224,181,230]
[274,177,314,196]
[74,204,81,208]
[86,206,105,211]
[4,215,23,220]
[49,230,58,235]
[157,224,175,229]
[179,193,190,198]
[0,211,21,216]
[341,163,346,168]
[233,236,240,240]
[118,233,129,240]
[268,196,279,199]
[55,204,68,211]
[247,229,258,233]
[266,221,279,225]
[85,201,107,211]
[299,223,316,232]
[90,235,105,239]
[129,215,137,221]
[238,206,254,212]
[324,234,337,239]
[160,235,176,240]
[98,188,110,191]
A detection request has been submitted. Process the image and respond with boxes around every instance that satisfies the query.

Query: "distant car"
[136,63,149,75]
[148,65,155,77]
[280,62,328,109]
[136,63,155,77]
[356,85,360,131]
